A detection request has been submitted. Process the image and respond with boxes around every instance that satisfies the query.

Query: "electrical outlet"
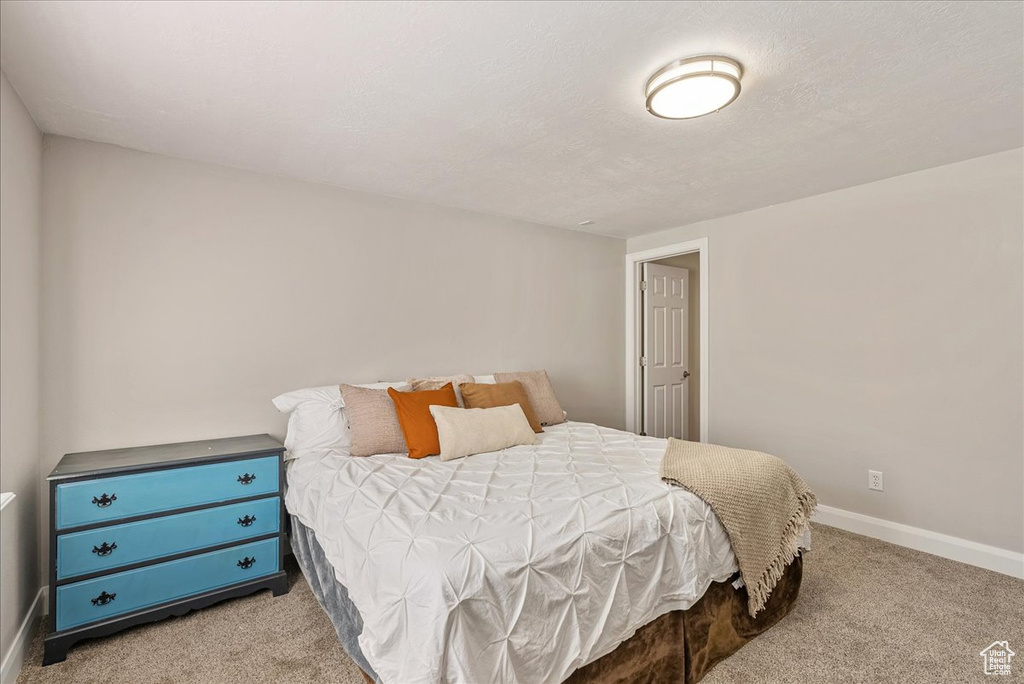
[868,470,884,492]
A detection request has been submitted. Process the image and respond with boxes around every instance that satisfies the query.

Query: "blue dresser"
[44,435,288,664]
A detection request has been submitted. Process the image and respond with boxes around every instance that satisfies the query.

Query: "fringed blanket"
[660,438,817,616]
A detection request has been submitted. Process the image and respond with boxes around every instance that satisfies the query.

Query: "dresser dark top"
[47,434,284,481]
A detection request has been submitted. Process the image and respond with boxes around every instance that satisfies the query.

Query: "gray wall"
[629,149,1024,553]
[39,136,625,576]
[0,72,42,659]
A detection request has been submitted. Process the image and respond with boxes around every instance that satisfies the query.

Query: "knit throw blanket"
[660,438,817,617]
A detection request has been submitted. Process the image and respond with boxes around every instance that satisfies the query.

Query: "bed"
[284,421,807,684]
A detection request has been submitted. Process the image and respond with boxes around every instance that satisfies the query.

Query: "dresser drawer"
[56,538,278,631]
[55,456,279,530]
[56,496,280,580]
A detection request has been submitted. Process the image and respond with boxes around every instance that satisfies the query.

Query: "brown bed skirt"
[358,554,802,684]
[567,554,803,684]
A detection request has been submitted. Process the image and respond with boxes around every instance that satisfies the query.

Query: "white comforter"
[285,422,739,684]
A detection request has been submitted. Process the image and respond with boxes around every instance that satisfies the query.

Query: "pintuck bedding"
[285,421,808,684]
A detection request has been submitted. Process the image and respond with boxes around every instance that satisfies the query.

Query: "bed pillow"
[273,381,410,460]
[493,370,566,426]
[338,380,409,405]
[271,385,348,460]
[407,374,474,406]
[460,381,543,433]
[388,384,459,459]
[429,404,538,462]
[339,384,412,457]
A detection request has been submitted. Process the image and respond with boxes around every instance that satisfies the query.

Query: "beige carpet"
[17,523,1024,683]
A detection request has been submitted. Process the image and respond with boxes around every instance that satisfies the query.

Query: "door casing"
[624,237,709,441]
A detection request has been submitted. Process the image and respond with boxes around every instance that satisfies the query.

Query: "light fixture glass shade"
[645,56,743,120]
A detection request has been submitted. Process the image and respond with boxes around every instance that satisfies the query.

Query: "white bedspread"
[285,422,740,684]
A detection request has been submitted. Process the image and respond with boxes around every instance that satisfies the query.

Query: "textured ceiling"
[1,1,1021,238]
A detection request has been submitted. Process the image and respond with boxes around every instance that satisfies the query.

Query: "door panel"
[643,262,689,439]
[653,306,666,367]
[671,307,684,366]
[653,384,666,437]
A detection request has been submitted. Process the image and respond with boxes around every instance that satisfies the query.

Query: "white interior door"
[642,262,689,439]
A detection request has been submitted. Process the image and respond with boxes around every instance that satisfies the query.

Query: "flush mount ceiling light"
[645,56,743,120]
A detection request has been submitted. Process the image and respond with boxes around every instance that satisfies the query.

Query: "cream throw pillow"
[429,404,538,462]
[493,370,566,426]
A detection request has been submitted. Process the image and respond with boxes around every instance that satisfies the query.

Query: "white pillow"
[429,404,538,462]
[272,386,347,461]
[473,375,497,384]
[272,380,407,460]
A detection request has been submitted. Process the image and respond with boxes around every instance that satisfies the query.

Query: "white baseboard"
[0,586,46,684]
[814,505,1024,580]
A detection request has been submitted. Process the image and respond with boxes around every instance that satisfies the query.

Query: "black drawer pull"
[91,591,116,606]
[237,556,256,570]
[237,514,256,527]
[91,493,117,507]
[236,473,256,485]
[92,541,117,556]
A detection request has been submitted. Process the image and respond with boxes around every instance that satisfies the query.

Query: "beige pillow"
[407,374,474,406]
[429,404,538,462]
[339,384,409,456]
[493,370,565,426]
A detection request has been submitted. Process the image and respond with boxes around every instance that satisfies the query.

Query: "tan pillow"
[429,404,538,462]
[407,374,474,406]
[493,370,565,426]
[460,381,543,433]
[339,384,409,456]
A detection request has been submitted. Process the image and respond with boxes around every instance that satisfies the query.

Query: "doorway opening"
[624,238,708,441]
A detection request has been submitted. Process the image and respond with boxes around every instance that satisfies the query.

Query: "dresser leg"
[43,635,71,666]
[269,571,289,597]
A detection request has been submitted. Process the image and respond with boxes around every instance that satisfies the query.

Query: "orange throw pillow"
[459,381,543,433]
[388,383,459,459]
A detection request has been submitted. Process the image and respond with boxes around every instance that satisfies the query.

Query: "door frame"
[625,237,709,441]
